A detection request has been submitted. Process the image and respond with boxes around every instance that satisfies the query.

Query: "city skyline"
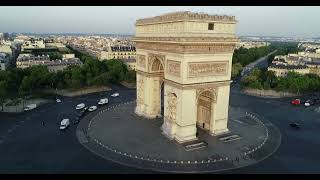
[0,6,319,38]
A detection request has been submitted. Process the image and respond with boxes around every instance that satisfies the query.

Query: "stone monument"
[133,11,239,143]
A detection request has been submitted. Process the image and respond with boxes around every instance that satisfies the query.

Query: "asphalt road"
[0,84,320,173]
[241,50,277,77]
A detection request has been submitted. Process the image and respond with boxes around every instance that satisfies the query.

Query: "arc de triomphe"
[133,11,239,143]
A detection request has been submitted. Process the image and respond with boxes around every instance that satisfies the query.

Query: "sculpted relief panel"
[196,88,217,103]
[166,93,177,122]
[137,79,144,104]
[137,55,146,68]
[167,60,181,77]
[188,61,228,77]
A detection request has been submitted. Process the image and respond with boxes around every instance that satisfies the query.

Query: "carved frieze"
[188,61,228,77]
[196,87,217,103]
[148,53,165,72]
[198,98,211,109]
[137,55,146,68]
[136,42,235,54]
[166,60,181,77]
[166,93,177,122]
[133,37,239,43]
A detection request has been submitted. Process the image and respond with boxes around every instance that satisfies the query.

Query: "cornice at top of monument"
[136,11,237,25]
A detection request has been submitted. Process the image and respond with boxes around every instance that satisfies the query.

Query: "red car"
[291,99,301,105]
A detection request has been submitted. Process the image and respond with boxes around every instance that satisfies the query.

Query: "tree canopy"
[242,68,320,94]
[0,47,136,102]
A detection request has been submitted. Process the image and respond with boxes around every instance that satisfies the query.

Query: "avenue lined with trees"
[231,45,275,78]
[240,42,320,94]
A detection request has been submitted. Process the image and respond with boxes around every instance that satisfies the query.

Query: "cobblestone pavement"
[77,101,281,173]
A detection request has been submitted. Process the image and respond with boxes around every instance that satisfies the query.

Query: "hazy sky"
[0,6,319,37]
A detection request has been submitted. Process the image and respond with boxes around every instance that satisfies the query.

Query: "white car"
[304,100,313,107]
[76,103,85,110]
[111,93,119,97]
[56,99,61,103]
[24,104,37,111]
[60,118,70,130]
[98,98,108,105]
[88,106,97,112]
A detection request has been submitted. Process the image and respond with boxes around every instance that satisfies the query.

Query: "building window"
[208,23,214,30]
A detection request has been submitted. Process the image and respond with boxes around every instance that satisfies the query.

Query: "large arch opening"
[196,90,214,135]
[150,58,165,118]
[160,81,164,116]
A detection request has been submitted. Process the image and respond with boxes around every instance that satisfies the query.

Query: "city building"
[66,35,136,61]
[0,52,9,70]
[236,41,270,49]
[45,42,66,48]
[120,58,136,70]
[0,43,13,56]
[268,52,320,77]
[21,39,45,51]
[62,54,75,60]
[99,45,136,60]
[16,54,82,72]
[268,64,309,77]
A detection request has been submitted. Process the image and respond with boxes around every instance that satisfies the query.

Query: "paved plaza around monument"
[77,101,281,173]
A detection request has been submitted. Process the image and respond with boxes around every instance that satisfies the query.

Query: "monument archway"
[133,11,239,143]
[196,90,215,132]
[135,54,165,119]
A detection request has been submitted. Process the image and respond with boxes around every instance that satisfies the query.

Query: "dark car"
[289,122,300,129]
[73,117,81,124]
[78,111,86,118]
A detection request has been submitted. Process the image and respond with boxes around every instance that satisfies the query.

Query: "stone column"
[174,89,198,143]
[210,85,230,136]
[135,73,163,119]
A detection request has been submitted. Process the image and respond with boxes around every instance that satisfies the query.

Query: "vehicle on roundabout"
[73,117,81,125]
[289,122,300,129]
[60,118,70,131]
[98,98,108,105]
[111,93,119,97]
[304,100,314,107]
[88,106,97,112]
[291,99,301,105]
[24,104,37,111]
[56,99,61,103]
[76,103,85,110]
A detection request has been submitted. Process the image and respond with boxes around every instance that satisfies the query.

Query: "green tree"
[231,63,243,78]
[0,80,8,111]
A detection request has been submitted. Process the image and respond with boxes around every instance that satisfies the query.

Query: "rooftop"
[269,64,308,70]
[136,11,236,25]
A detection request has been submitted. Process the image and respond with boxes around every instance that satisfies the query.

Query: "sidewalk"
[1,98,52,113]
[56,86,112,97]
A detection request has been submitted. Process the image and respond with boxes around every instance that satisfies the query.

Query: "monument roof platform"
[136,11,237,25]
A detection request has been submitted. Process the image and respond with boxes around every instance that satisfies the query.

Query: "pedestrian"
[42,121,45,127]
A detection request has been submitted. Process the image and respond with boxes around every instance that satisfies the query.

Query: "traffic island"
[76,101,281,173]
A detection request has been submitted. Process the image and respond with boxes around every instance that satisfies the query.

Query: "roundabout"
[76,101,281,173]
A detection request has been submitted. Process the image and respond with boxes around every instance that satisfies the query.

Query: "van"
[98,98,108,105]
[24,104,37,111]
[60,118,70,130]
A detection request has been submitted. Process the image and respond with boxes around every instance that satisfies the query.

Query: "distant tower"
[133,11,239,143]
